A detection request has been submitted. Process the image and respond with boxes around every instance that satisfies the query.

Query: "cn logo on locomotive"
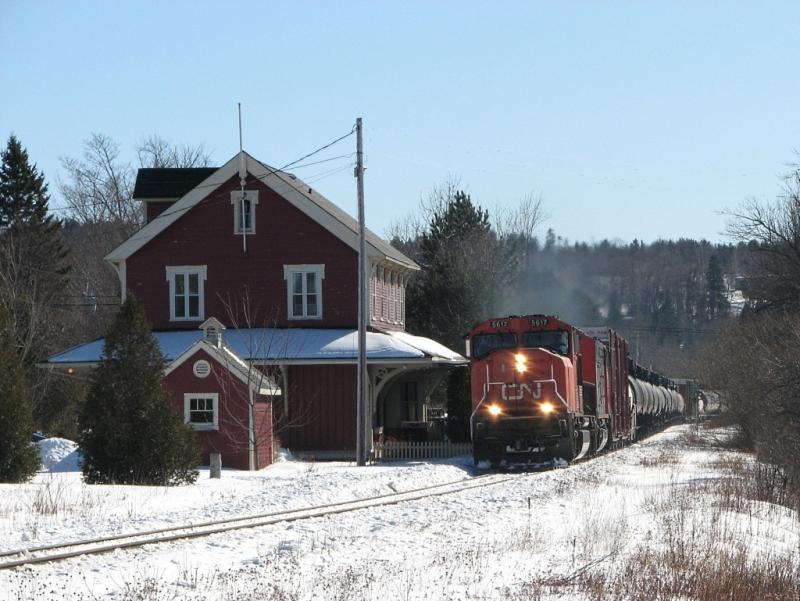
[500,382,543,401]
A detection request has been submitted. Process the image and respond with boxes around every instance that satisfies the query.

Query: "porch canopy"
[44,328,466,368]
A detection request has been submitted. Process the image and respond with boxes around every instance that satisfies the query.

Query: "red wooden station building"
[45,152,466,469]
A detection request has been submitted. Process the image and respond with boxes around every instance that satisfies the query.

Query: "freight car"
[467,315,684,467]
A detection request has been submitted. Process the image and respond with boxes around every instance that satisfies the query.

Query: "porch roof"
[44,328,467,368]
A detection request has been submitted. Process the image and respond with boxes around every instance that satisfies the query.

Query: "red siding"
[276,364,356,453]
[165,347,273,470]
[127,174,359,330]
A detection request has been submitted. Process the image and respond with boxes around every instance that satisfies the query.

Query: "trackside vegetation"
[79,295,200,485]
[0,305,41,482]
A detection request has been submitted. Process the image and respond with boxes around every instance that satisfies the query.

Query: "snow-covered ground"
[2,425,798,600]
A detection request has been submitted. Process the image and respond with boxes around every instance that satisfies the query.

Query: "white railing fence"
[373,440,473,462]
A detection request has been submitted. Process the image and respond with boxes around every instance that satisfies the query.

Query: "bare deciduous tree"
[494,191,547,272]
[59,133,214,234]
[212,290,314,469]
[726,166,800,310]
[385,175,464,245]
[59,133,138,232]
[701,311,800,509]
[136,134,212,170]
[56,132,215,341]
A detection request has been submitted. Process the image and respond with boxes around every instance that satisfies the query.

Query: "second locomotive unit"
[468,315,683,467]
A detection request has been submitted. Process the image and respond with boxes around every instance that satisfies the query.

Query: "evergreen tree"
[0,135,69,367]
[79,296,199,485]
[0,306,41,482]
[407,191,513,441]
[544,228,557,252]
[705,254,729,320]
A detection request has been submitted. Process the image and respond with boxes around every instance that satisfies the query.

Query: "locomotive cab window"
[522,330,570,355]
[471,333,517,359]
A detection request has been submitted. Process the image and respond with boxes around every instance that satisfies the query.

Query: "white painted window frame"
[166,265,207,322]
[283,264,325,320]
[231,190,259,235]
[184,392,219,431]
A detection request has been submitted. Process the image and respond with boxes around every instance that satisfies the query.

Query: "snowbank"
[36,437,82,472]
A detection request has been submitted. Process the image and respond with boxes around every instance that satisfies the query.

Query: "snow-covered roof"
[44,328,467,367]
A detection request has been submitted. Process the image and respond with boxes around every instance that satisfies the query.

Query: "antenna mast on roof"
[238,102,247,254]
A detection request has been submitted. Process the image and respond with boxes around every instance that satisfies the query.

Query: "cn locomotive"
[467,315,684,467]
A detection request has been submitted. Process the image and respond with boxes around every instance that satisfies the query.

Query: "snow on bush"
[36,437,83,472]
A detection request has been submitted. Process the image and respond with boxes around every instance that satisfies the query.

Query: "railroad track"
[0,471,525,570]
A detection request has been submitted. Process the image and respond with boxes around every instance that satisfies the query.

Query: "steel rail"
[0,471,524,570]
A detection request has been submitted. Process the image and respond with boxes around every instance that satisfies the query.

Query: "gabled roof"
[106,152,419,271]
[133,168,218,199]
[163,339,281,395]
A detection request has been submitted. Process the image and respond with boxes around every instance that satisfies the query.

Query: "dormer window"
[231,191,258,234]
[166,265,207,321]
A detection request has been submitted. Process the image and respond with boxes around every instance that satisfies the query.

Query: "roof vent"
[193,360,211,378]
[199,317,226,348]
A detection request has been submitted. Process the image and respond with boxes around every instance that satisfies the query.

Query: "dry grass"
[638,449,680,467]
[565,546,800,601]
[529,431,800,601]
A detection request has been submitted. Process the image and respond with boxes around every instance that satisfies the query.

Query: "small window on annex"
[283,264,324,319]
[231,191,258,235]
[166,266,207,321]
[184,393,218,430]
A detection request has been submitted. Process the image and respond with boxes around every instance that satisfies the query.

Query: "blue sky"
[2,1,799,243]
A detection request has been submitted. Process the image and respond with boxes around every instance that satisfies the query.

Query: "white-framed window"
[231,191,258,234]
[283,264,325,319]
[166,265,207,321]
[184,393,218,431]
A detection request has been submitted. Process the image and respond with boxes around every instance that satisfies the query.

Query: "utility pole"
[355,117,368,466]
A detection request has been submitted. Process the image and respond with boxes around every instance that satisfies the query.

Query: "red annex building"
[45,152,466,469]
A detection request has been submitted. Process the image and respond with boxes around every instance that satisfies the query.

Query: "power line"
[305,163,355,185]
[280,126,356,170]
[290,153,355,170]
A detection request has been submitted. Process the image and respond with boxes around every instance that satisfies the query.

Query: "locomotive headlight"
[487,404,503,417]
[539,401,555,415]
[514,353,527,374]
